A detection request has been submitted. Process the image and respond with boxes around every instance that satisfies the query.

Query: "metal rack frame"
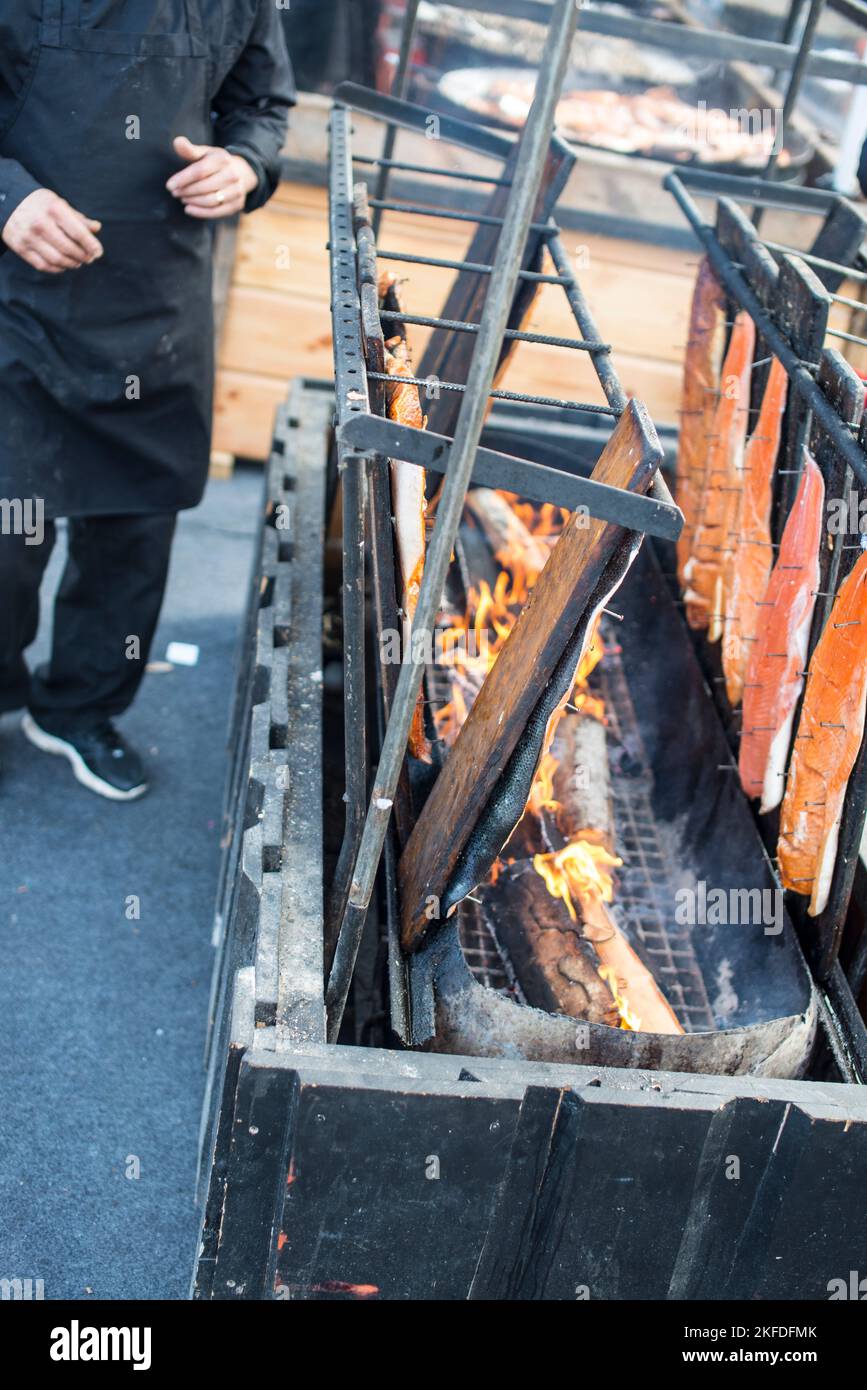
[665,166,867,1063]
[385,0,867,209]
[323,0,681,1039]
[433,0,867,83]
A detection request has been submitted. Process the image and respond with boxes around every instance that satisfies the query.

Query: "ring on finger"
[214,189,226,206]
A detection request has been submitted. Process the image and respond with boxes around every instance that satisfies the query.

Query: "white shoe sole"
[21,714,148,803]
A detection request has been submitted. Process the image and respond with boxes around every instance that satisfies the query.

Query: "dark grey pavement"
[0,469,262,1300]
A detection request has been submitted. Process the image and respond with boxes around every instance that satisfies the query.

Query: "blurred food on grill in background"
[438,68,788,168]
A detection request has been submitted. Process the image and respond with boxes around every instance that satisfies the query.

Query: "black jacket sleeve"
[0,157,42,236]
[0,5,44,240]
[213,3,296,213]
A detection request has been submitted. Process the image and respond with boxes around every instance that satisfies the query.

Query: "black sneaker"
[22,714,149,802]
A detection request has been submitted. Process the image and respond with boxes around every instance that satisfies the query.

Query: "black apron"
[0,0,217,518]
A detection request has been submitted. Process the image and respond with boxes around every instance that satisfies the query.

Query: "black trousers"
[0,513,176,728]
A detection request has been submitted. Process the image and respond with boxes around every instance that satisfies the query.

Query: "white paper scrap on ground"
[166,641,200,667]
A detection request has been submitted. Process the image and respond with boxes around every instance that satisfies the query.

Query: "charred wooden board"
[399,399,663,951]
[438,532,638,919]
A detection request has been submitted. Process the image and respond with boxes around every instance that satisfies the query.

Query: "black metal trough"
[193,382,867,1302]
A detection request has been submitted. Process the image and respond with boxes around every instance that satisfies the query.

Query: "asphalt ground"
[0,468,261,1299]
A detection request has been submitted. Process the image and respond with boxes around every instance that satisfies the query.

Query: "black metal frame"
[410,0,867,84]
[398,0,867,206]
[324,11,685,1039]
[665,169,867,1046]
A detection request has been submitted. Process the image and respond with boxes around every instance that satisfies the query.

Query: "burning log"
[540,708,684,1035]
[399,397,662,952]
[467,868,620,1025]
[464,488,552,582]
[438,533,638,919]
[550,708,612,849]
[580,892,683,1035]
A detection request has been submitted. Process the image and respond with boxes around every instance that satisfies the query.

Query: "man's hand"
[167,136,258,219]
[1,189,103,273]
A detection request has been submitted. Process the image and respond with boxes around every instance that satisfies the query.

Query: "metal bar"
[849,907,867,998]
[763,241,867,282]
[463,0,867,84]
[829,289,867,311]
[772,0,810,89]
[827,0,867,23]
[814,729,867,980]
[370,198,556,235]
[378,307,609,353]
[759,0,826,200]
[333,81,515,161]
[338,414,684,542]
[329,110,374,429]
[366,369,618,415]
[324,452,367,961]
[826,325,867,347]
[372,0,421,238]
[378,248,568,284]
[547,229,627,412]
[665,172,867,489]
[325,0,581,1041]
[355,155,511,188]
[822,962,867,1079]
[323,110,373,972]
[676,167,848,214]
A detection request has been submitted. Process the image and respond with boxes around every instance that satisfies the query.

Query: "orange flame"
[432,492,643,1030]
[532,839,622,922]
[598,966,642,1032]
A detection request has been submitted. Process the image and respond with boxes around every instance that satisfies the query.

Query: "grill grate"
[599,629,716,1034]
[458,912,523,998]
[450,620,716,1032]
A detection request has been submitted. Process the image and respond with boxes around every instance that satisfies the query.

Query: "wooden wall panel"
[213,182,709,461]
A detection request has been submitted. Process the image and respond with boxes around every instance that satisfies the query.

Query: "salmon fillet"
[384,339,431,763]
[675,257,727,616]
[721,358,788,706]
[778,550,867,916]
[739,451,824,813]
[683,310,755,641]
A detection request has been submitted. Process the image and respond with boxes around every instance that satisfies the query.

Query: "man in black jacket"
[0,1,294,800]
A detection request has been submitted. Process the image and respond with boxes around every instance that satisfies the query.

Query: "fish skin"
[721,358,788,706]
[778,550,867,916]
[683,310,755,641]
[739,452,825,814]
[676,257,727,624]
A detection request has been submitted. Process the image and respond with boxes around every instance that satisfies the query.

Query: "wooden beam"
[398,398,662,951]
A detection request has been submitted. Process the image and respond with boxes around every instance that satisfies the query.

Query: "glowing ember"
[532,839,622,921]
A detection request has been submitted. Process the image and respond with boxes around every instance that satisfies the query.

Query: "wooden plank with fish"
[721,357,788,707]
[399,399,664,952]
[682,310,755,640]
[778,551,867,917]
[675,255,726,617]
[739,451,825,813]
[379,271,431,764]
